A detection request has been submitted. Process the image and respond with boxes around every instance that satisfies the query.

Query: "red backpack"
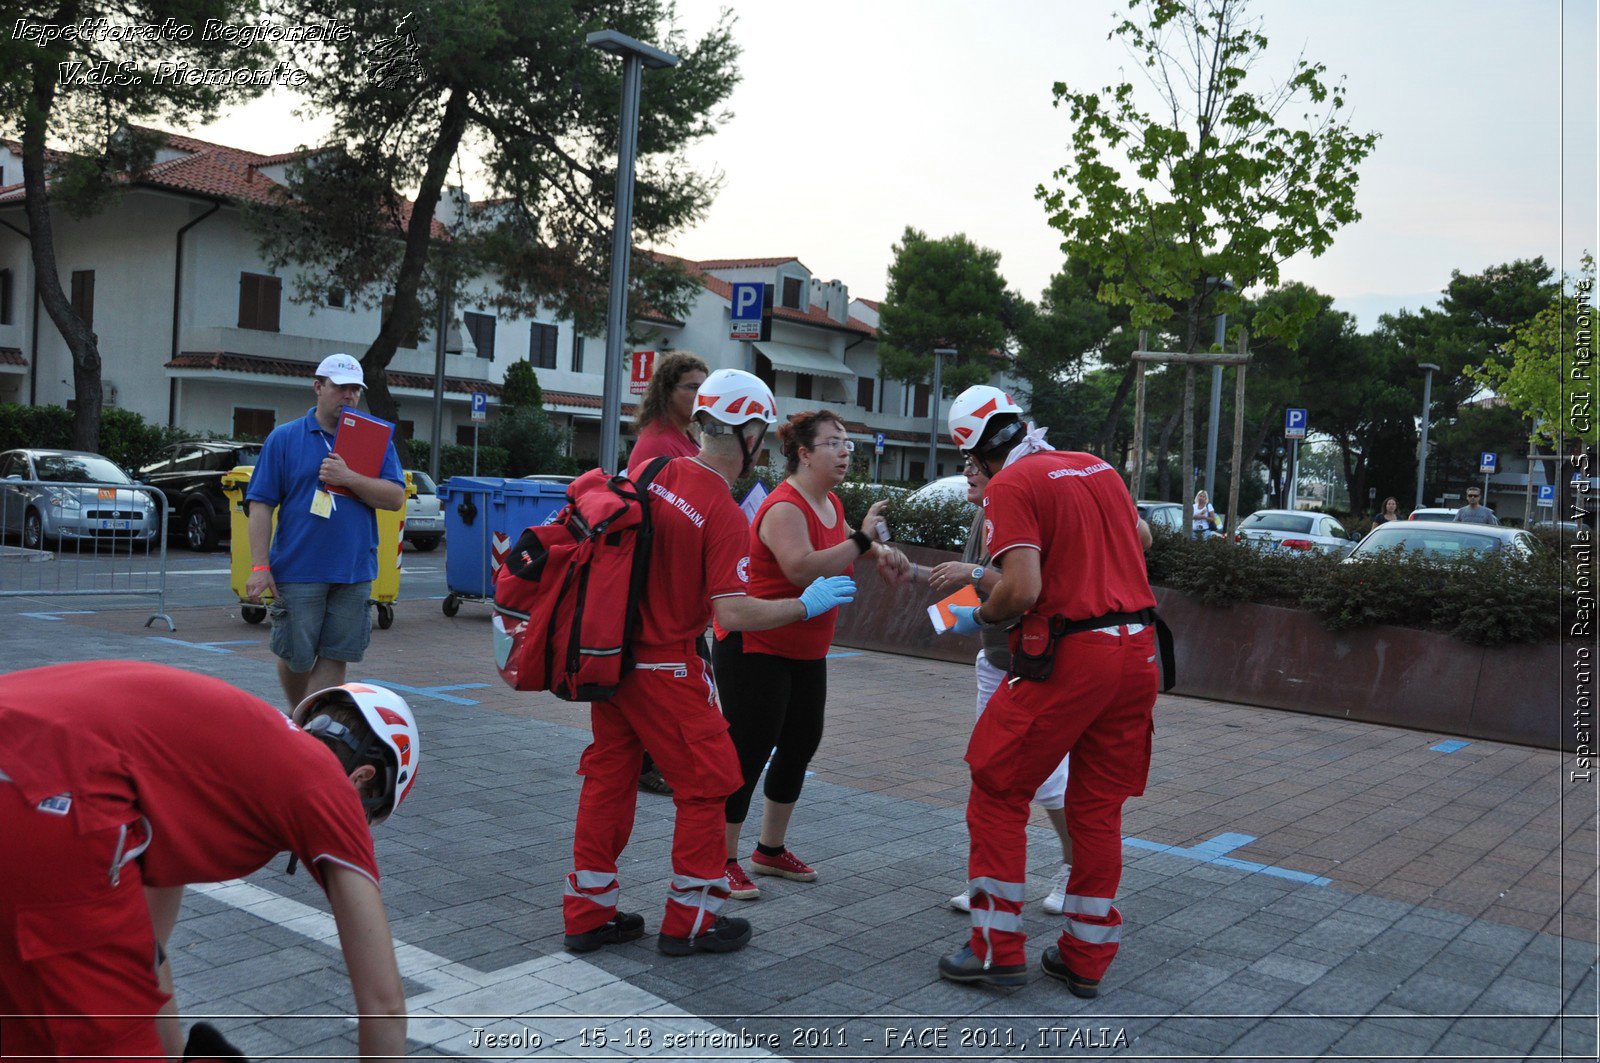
[492,457,670,701]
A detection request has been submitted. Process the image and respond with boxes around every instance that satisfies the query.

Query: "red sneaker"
[724,859,760,900]
[749,847,817,882]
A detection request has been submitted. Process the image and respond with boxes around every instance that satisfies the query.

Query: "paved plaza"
[1,551,1596,1061]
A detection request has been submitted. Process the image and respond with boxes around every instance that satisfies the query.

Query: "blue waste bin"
[437,477,571,616]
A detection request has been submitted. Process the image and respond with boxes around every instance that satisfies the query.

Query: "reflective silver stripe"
[1063,894,1113,917]
[667,877,726,938]
[109,816,152,887]
[969,877,1026,903]
[1065,916,1122,944]
[564,880,619,908]
[572,870,618,889]
[671,874,725,892]
[666,889,725,913]
[635,662,688,671]
[969,907,1026,934]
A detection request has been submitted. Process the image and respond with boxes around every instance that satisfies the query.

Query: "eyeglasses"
[1467,494,1481,500]
[810,439,855,453]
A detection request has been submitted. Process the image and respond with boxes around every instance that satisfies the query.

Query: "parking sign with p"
[1285,408,1308,440]
[730,282,764,341]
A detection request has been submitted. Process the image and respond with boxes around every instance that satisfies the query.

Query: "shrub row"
[0,403,192,472]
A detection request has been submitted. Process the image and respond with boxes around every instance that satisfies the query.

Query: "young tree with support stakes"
[1037,0,1378,513]
[0,1,271,451]
[249,0,739,422]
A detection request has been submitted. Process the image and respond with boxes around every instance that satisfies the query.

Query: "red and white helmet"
[293,683,420,825]
[694,368,778,427]
[948,385,1025,452]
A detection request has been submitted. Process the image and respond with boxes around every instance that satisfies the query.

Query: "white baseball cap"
[315,353,364,388]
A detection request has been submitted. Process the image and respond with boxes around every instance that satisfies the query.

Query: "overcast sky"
[196,0,1597,330]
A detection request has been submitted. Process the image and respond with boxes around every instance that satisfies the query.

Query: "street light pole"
[1203,278,1232,499]
[587,29,679,474]
[1415,362,1440,509]
[928,347,954,478]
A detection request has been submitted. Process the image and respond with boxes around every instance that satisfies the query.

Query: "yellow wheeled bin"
[220,467,414,629]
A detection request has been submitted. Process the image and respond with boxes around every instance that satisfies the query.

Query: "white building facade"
[0,129,1012,481]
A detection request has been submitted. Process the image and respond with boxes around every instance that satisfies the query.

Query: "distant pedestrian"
[246,354,405,709]
[627,349,713,797]
[1373,496,1402,525]
[1191,490,1219,538]
[1453,488,1499,525]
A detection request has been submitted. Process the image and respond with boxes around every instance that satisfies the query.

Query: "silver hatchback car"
[1234,508,1355,557]
[0,449,160,549]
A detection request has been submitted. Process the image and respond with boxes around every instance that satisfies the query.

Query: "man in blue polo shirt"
[246,354,406,707]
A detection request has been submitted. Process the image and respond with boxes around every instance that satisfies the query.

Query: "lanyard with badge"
[312,432,337,518]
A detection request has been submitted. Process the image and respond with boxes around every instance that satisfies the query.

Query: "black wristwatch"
[849,529,873,554]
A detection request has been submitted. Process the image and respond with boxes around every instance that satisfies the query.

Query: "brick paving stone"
[6,603,1591,1059]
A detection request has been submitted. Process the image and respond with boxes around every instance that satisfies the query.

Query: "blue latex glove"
[799,575,857,619]
[948,605,983,636]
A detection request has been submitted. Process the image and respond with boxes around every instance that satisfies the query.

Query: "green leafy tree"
[1037,0,1379,506]
[0,1,271,449]
[1469,256,1595,449]
[500,360,543,410]
[876,227,1013,396]
[250,0,740,421]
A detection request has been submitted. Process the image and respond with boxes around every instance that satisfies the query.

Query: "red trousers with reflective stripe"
[566,649,743,940]
[964,627,1157,975]
[0,781,169,1063]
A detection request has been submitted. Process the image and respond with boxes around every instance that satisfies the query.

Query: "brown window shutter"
[262,275,281,333]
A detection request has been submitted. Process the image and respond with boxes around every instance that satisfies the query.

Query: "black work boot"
[1040,945,1101,998]
[656,915,752,956]
[937,943,1027,987]
[564,911,645,953]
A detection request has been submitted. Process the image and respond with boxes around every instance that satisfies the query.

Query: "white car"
[404,469,444,551]
[1346,520,1538,563]
[1234,508,1354,557]
[906,474,975,511]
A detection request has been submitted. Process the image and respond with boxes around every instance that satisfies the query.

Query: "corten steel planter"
[832,545,1568,751]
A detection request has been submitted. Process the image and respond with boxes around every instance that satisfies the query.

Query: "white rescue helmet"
[293,683,420,825]
[694,369,778,428]
[948,385,1025,453]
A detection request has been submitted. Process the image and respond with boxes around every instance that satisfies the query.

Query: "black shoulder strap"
[635,455,673,491]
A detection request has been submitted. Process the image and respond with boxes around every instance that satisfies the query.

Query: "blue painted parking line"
[147,637,258,655]
[19,610,96,621]
[1124,831,1331,886]
[1431,739,1471,753]
[357,679,489,706]
[825,651,862,659]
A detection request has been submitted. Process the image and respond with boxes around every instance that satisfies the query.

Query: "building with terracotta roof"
[0,127,1010,479]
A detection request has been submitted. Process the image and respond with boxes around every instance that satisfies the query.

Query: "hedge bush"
[1147,530,1565,646]
[403,439,511,480]
[0,403,193,473]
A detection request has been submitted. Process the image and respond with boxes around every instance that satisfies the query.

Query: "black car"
[139,440,261,551]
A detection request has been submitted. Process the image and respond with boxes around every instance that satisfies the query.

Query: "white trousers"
[974,650,1069,809]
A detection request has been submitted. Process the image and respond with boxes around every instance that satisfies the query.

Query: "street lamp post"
[928,347,955,478]
[1415,362,1440,509]
[1203,278,1233,498]
[587,29,679,473]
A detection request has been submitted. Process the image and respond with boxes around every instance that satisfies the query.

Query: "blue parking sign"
[1285,408,1307,440]
[1537,484,1556,507]
[471,392,488,423]
[730,282,764,340]
[1479,451,1497,474]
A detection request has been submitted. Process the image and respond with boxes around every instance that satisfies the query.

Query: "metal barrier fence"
[0,478,175,630]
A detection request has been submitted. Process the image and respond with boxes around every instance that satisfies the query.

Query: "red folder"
[328,407,394,497]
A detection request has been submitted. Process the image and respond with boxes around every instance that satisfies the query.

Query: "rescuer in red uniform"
[562,369,857,958]
[936,386,1162,997]
[0,661,421,1061]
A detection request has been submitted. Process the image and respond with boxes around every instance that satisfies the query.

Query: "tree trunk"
[1091,361,1139,458]
[359,88,472,422]
[22,41,103,452]
[1155,410,1179,499]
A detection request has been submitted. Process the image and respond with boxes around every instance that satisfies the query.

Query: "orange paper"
[927,584,981,633]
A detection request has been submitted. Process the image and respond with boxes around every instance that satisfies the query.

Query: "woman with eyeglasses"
[714,409,910,900]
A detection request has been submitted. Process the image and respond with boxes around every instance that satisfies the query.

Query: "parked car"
[906,474,975,511]
[1529,519,1588,535]
[1407,507,1461,522]
[1137,501,1185,534]
[1345,520,1539,563]
[404,469,444,551]
[138,439,261,551]
[0,449,160,549]
[1234,508,1354,556]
